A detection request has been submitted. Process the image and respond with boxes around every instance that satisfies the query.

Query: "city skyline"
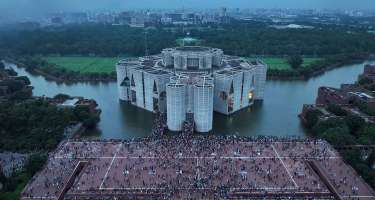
[1,0,375,21]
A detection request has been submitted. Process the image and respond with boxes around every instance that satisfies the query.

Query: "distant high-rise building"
[130,15,145,28]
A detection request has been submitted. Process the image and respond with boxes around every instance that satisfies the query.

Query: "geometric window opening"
[131,75,135,87]
[153,80,158,94]
[229,81,234,95]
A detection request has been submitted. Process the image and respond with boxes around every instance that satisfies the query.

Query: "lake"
[8,61,374,139]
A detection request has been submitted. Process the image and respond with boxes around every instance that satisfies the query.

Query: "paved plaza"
[21,136,375,199]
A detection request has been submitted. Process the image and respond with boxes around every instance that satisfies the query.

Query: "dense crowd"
[152,112,167,138]
[0,153,28,177]
[21,132,375,199]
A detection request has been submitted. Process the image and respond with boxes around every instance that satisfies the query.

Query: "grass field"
[246,57,322,70]
[44,56,119,74]
[44,56,322,74]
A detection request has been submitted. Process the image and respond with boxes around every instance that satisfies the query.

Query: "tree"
[0,79,24,93]
[24,154,47,176]
[358,124,375,145]
[345,115,365,135]
[327,104,347,116]
[54,93,70,100]
[287,55,303,69]
[321,126,355,146]
[358,77,373,85]
[83,115,100,129]
[312,118,347,135]
[367,150,375,168]
[0,165,6,188]
[0,61,4,70]
[5,69,17,76]
[14,76,31,85]
[304,109,322,129]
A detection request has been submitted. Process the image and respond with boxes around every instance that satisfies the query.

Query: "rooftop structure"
[21,136,375,199]
[359,64,375,83]
[317,85,375,109]
[116,46,267,132]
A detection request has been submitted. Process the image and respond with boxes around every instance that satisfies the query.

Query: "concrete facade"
[116,46,267,132]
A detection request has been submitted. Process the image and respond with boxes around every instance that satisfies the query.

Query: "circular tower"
[166,82,187,132]
[116,63,128,101]
[193,77,214,132]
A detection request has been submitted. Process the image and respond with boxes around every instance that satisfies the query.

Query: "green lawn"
[44,56,321,74]
[245,57,322,70]
[44,56,120,74]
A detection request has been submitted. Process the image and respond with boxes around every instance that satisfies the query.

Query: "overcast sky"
[1,0,375,20]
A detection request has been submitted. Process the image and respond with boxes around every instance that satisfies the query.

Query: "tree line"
[0,22,375,58]
[304,107,375,188]
[0,66,100,199]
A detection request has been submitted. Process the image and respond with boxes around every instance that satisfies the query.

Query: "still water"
[8,61,374,139]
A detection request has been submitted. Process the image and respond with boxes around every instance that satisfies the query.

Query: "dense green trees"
[0,100,65,152]
[0,67,101,199]
[287,55,303,69]
[326,104,348,116]
[367,150,375,168]
[53,93,70,100]
[2,22,374,79]
[13,76,30,85]
[0,153,47,199]
[0,99,99,152]
[357,103,375,116]
[0,25,176,57]
[345,115,365,135]
[304,109,322,128]
[342,149,375,187]
[357,124,375,145]
[267,53,368,78]
[358,77,374,85]
[0,68,32,100]
[0,80,25,93]
[1,22,375,58]
[303,109,375,189]
[193,22,375,56]
[23,154,47,176]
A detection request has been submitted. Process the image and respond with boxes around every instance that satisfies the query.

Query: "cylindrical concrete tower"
[116,63,128,101]
[212,49,223,66]
[162,48,174,67]
[166,83,186,131]
[254,63,267,100]
[186,84,194,113]
[193,79,214,132]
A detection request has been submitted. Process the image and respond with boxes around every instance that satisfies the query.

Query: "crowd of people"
[21,132,375,199]
[0,152,28,177]
[182,114,194,136]
[22,157,77,198]
[152,112,167,138]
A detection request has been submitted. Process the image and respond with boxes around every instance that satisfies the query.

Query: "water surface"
[8,61,373,139]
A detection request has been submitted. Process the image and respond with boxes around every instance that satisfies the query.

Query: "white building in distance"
[116,46,267,132]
